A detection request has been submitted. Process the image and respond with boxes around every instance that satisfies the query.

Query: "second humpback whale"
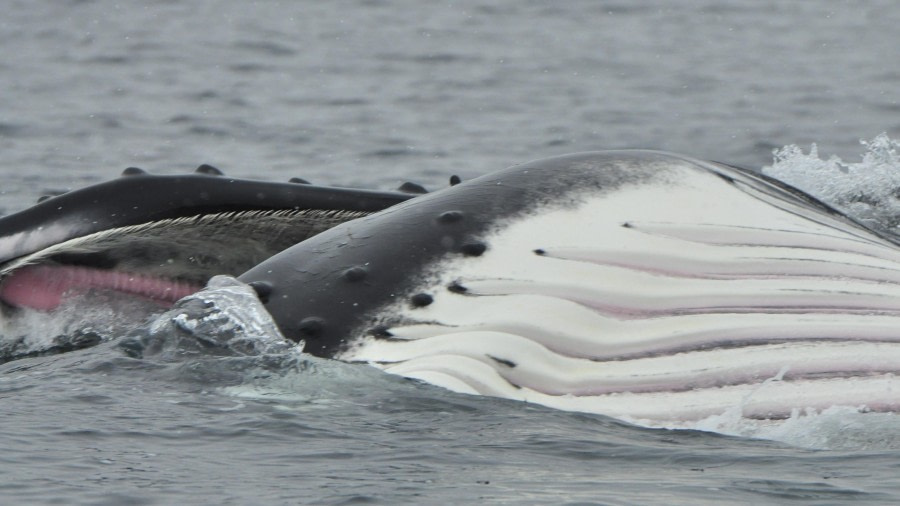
[0,167,412,309]
[4,150,900,422]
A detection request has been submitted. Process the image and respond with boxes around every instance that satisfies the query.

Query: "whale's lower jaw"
[310,152,900,423]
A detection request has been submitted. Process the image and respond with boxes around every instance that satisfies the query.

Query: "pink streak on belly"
[0,264,203,310]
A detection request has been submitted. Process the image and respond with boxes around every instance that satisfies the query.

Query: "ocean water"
[2,0,900,504]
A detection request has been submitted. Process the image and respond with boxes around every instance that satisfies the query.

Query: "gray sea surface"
[2,1,900,504]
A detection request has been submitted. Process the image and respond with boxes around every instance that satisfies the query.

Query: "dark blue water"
[2,1,900,504]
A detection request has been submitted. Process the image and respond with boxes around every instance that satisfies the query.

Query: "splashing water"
[121,275,296,360]
[0,291,165,363]
[764,133,900,235]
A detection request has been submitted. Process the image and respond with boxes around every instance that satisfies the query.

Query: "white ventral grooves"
[340,156,900,423]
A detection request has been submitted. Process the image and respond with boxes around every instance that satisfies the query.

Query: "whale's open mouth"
[0,209,368,311]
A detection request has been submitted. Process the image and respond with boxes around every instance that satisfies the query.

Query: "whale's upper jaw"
[0,168,413,309]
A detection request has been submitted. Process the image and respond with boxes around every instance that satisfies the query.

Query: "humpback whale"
[4,151,900,422]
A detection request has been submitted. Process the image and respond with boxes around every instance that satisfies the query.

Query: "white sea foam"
[764,133,900,234]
